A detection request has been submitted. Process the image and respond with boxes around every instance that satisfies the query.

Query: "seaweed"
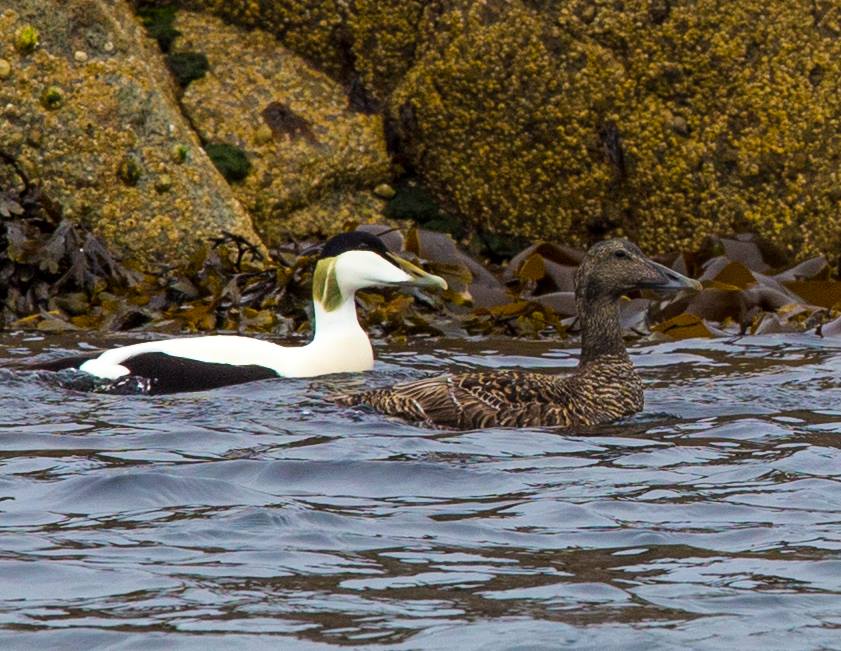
[384,180,464,238]
[166,51,209,88]
[204,143,251,183]
[137,5,181,52]
[0,157,143,329]
[2,146,839,340]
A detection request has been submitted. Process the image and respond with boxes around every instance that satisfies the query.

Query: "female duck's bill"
[31,231,447,395]
[337,238,702,430]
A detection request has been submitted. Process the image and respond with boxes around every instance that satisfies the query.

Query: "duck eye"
[613,250,629,259]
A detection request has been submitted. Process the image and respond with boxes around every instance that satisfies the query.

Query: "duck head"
[314,232,447,311]
[575,239,701,303]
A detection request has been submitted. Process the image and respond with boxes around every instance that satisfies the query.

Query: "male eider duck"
[337,239,701,429]
[37,232,446,394]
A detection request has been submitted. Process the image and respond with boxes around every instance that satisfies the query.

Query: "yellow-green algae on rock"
[348,0,427,102]
[159,0,427,103]
[389,0,841,261]
[180,0,347,78]
[0,1,265,272]
[172,11,390,245]
[150,0,840,263]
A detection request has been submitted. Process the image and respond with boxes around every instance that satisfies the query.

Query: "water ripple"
[0,333,840,647]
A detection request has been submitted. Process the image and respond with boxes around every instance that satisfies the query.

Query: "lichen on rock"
[0,1,265,271]
[388,0,841,262]
[171,10,391,244]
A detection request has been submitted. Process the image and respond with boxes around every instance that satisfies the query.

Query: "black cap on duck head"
[575,238,701,301]
[318,231,390,261]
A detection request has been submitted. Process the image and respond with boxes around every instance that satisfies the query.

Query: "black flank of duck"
[336,239,702,429]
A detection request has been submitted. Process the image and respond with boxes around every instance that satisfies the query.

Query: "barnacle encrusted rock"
[180,0,347,78]
[389,0,841,261]
[157,0,426,104]
[144,0,840,263]
[172,11,390,244]
[347,0,427,103]
[0,1,264,271]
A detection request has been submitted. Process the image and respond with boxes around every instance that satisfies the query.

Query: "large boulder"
[145,0,841,264]
[0,0,264,272]
[388,0,841,261]
[175,0,424,104]
[171,11,391,245]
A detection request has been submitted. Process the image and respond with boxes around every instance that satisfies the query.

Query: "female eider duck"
[38,232,446,394]
[338,239,701,429]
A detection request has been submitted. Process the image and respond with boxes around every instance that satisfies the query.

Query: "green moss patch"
[137,5,181,52]
[166,51,209,88]
[204,142,251,182]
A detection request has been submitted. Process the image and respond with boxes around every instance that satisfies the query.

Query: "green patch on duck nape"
[312,257,343,312]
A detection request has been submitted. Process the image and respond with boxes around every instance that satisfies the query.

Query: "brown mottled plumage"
[337,239,701,429]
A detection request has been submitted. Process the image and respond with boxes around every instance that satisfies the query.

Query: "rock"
[0,58,10,79]
[171,11,391,245]
[0,2,264,271]
[260,189,386,249]
[387,0,841,264]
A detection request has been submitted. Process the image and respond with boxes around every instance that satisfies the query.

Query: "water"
[1,332,840,649]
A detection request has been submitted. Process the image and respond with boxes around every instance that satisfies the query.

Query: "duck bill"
[386,253,448,290]
[642,259,702,292]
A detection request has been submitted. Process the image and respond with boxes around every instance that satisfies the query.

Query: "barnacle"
[39,85,63,110]
[116,154,142,186]
[14,25,39,54]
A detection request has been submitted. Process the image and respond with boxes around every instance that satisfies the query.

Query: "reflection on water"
[0,333,840,649]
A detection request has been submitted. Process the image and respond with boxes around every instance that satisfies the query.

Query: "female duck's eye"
[614,250,629,259]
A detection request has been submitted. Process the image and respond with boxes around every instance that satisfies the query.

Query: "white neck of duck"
[276,259,373,377]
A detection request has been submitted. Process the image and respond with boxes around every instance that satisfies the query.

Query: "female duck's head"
[313,232,447,311]
[575,239,701,304]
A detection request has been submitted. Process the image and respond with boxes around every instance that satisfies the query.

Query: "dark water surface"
[1,332,840,649]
